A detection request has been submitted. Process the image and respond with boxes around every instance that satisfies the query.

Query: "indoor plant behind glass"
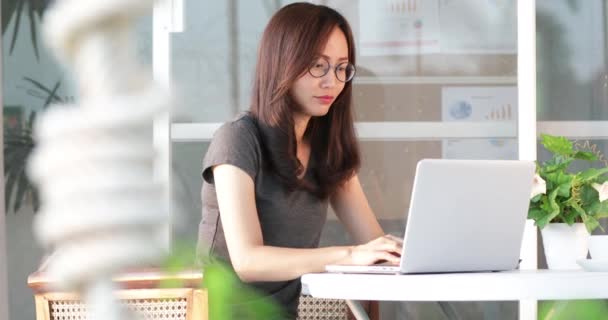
[3,77,68,214]
[528,134,608,269]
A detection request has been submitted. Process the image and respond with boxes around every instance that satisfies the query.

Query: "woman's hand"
[344,234,403,266]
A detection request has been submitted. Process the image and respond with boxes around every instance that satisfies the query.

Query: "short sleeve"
[201,118,260,184]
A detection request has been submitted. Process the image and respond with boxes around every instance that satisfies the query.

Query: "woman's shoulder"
[212,112,260,143]
[203,112,262,182]
[217,112,257,135]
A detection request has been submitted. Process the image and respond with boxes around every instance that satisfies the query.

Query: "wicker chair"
[298,295,379,320]
[28,269,377,320]
[28,269,208,320]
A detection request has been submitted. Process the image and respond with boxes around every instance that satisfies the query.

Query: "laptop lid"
[399,159,535,274]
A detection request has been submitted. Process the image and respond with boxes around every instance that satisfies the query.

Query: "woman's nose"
[320,70,337,88]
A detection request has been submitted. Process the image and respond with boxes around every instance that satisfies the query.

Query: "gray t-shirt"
[198,113,329,317]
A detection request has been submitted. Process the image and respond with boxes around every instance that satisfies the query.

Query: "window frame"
[152,2,608,319]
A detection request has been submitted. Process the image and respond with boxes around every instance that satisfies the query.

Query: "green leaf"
[578,167,608,183]
[592,201,608,218]
[584,216,602,233]
[547,189,561,216]
[541,134,574,156]
[581,184,599,203]
[536,215,553,229]
[562,213,577,225]
[557,183,571,198]
[573,151,597,161]
[542,156,573,174]
[530,193,542,203]
[536,190,562,228]
[204,260,287,320]
[534,194,560,229]
[570,201,586,219]
[540,196,552,213]
[528,208,546,220]
[159,242,198,289]
[539,300,608,320]
[160,240,289,320]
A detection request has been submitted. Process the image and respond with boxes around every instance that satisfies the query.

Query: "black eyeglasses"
[308,57,356,82]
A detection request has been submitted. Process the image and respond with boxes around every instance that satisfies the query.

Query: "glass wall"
[537,0,608,121]
[2,2,67,319]
[1,2,153,319]
[535,1,608,316]
[536,0,608,244]
[170,0,519,233]
[168,1,519,318]
[2,0,607,319]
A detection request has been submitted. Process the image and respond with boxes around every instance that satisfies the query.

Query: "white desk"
[301,270,608,319]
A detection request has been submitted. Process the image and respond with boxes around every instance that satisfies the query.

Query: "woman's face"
[291,26,349,119]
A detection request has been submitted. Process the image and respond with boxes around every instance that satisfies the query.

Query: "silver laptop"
[326,159,535,274]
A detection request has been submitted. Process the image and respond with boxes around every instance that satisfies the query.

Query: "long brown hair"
[250,2,360,199]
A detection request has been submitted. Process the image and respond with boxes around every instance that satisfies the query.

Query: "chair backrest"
[29,269,377,320]
[28,269,208,320]
[37,288,207,320]
[297,295,350,320]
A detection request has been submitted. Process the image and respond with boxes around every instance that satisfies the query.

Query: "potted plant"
[4,77,68,214]
[528,134,608,269]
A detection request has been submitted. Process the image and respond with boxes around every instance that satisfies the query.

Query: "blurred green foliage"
[539,300,608,320]
[160,241,287,320]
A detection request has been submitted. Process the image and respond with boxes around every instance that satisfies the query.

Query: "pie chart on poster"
[449,100,472,120]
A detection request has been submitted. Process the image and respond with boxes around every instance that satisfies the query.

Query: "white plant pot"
[541,223,589,270]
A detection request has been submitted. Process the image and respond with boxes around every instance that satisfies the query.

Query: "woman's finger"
[375,251,400,264]
[384,234,403,245]
[372,243,402,255]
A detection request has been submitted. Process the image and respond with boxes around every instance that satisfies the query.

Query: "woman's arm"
[213,164,400,282]
[330,174,385,244]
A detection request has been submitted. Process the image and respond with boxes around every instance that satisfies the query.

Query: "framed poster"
[442,86,518,159]
[359,0,440,56]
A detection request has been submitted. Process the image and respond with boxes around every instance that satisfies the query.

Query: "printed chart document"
[359,0,516,56]
[441,86,518,159]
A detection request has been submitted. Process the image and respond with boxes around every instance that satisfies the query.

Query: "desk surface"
[302,270,608,301]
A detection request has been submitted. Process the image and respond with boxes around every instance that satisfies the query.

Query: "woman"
[198,2,402,318]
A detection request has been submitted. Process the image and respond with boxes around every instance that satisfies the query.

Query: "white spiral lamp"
[28,0,170,318]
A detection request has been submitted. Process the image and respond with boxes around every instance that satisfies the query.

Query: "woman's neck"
[293,113,310,145]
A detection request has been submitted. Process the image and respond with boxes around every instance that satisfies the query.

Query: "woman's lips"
[315,96,334,104]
